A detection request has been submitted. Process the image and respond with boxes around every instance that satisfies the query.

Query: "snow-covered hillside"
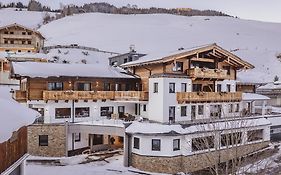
[0,8,53,28]
[38,13,281,83]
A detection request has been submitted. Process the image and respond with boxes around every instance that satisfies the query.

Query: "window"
[124,58,128,63]
[181,106,187,117]
[173,62,183,72]
[74,133,81,142]
[22,41,26,44]
[152,139,161,151]
[169,83,175,93]
[125,84,130,91]
[221,132,242,147]
[22,32,26,35]
[18,50,21,53]
[75,107,90,118]
[192,136,214,151]
[10,40,14,44]
[4,31,8,34]
[192,84,202,92]
[248,130,263,142]
[104,83,111,91]
[100,106,114,117]
[39,135,48,146]
[169,106,175,122]
[217,84,222,92]
[181,83,187,92]
[235,104,240,112]
[173,139,180,151]
[55,108,71,119]
[228,104,233,113]
[10,31,14,34]
[28,32,32,35]
[116,83,122,91]
[143,105,147,112]
[223,66,231,75]
[153,83,158,93]
[133,137,140,149]
[198,105,204,115]
[48,82,63,90]
[28,41,32,44]
[227,84,231,92]
[4,40,8,44]
[77,82,91,91]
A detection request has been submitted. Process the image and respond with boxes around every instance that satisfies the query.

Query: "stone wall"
[27,124,67,157]
[131,141,269,174]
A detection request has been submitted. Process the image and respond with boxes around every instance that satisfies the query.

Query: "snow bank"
[0,86,39,143]
[12,62,136,79]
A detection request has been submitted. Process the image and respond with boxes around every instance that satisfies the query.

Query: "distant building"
[109,47,146,66]
[257,81,281,107]
[0,23,45,53]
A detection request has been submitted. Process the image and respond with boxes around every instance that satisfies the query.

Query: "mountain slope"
[38,13,281,83]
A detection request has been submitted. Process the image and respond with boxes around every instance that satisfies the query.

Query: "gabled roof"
[0,23,45,39]
[121,43,254,70]
[11,62,137,79]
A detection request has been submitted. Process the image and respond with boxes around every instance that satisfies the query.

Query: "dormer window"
[173,62,183,72]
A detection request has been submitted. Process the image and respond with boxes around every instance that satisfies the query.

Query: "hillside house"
[0,23,45,53]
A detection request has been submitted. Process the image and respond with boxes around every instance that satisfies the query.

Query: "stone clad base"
[131,141,270,174]
[27,124,67,157]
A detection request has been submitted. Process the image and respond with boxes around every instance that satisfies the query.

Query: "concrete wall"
[27,124,67,157]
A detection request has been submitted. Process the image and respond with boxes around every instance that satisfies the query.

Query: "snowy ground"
[26,154,166,175]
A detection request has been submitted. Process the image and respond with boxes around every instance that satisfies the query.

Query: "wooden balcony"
[188,67,228,79]
[2,34,33,39]
[43,91,148,101]
[114,91,148,101]
[13,90,27,102]
[177,92,242,103]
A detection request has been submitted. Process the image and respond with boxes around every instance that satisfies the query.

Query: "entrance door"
[89,134,104,146]
[118,106,125,118]
[191,105,196,120]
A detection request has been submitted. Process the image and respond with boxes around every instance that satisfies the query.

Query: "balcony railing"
[13,90,27,102]
[188,67,228,79]
[115,91,148,101]
[2,34,33,39]
[43,91,148,101]
[177,92,242,103]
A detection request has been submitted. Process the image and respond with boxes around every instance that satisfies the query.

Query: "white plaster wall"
[42,100,135,123]
[216,80,237,92]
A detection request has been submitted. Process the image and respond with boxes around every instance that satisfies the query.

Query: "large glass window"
[55,108,71,119]
[48,82,63,90]
[152,139,161,151]
[77,83,91,91]
[133,137,140,149]
[173,139,180,151]
[229,104,233,113]
[181,106,187,117]
[217,84,222,92]
[100,106,114,117]
[75,107,90,117]
[192,136,215,151]
[235,103,240,112]
[169,83,175,93]
[221,132,242,147]
[74,133,81,142]
[192,84,202,92]
[248,130,263,142]
[169,106,176,122]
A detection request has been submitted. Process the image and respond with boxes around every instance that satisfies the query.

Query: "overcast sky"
[2,0,281,23]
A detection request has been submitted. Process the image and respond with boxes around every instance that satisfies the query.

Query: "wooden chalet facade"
[0,23,45,53]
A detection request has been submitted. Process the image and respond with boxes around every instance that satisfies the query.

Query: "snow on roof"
[257,81,281,90]
[12,62,136,79]
[126,117,271,135]
[0,86,39,143]
[242,93,270,101]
